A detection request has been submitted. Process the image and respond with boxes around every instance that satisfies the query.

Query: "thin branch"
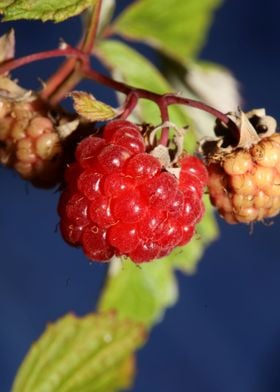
[83,0,103,54]
[82,66,239,136]
[41,1,103,101]
[0,47,88,75]
[0,44,239,140]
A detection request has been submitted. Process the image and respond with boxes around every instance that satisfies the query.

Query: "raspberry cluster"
[0,98,62,187]
[207,133,280,224]
[58,120,207,263]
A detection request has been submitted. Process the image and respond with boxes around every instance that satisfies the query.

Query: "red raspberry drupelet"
[58,120,207,263]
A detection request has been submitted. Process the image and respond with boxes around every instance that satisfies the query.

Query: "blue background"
[1,0,280,391]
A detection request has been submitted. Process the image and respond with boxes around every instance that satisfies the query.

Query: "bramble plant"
[1,0,279,391]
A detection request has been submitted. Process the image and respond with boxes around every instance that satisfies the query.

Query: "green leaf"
[96,39,197,151]
[98,258,178,327]
[70,91,116,121]
[12,312,146,392]
[112,0,222,63]
[0,0,95,22]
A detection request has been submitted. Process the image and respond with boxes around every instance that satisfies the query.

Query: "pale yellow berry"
[35,133,60,160]
[223,150,252,175]
[27,116,53,138]
[230,174,256,195]
[253,166,274,190]
[16,138,36,163]
[232,194,254,209]
[10,118,29,141]
[251,140,280,167]
[266,205,280,218]
[270,133,280,145]
[235,207,258,223]
[254,191,271,209]
[0,118,13,140]
[214,193,232,212]
[270,196,280,210]
[0,100,11,118]
[14,161,33,179]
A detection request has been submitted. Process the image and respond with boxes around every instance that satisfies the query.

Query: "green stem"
[82,0,103,54]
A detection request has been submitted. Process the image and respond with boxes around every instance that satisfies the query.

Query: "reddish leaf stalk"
[119,92,139,119]
[0,46,239,142]
[44,0,104,103]
[0,47,89,74]
[82,66,239,143]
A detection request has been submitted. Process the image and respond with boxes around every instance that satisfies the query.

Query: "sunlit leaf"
[70,91,116,121]
[0,0,95,22]
[12,312,146,392]
[113,0,222,63]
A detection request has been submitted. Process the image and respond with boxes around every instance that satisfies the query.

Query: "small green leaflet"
[112,0,222,63]
[12,312,146,392]
[70,91,116,121]
[0,0,95,22]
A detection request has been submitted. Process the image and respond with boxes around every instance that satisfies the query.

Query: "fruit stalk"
[0,45,239,141]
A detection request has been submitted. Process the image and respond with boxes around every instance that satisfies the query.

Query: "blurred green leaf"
[12,312,146,392]
[0,0,95,22]
[163,59,241,139]
[96,39,197,151]
[112,0,222,63]
[98,259,178,327]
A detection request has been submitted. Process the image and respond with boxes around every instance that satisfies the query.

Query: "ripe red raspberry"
[0,94,63,187]
[204,109,280,224]
[58,120,207,263]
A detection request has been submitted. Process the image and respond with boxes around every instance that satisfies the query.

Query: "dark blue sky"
[1,1,280,391]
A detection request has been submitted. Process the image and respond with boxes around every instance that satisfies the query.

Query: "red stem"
[119,92,139,119]
[158,97,170,145]
[82,66,239,136]
[0,47,88,75]
[0,45,239,141]
[41,0,103,101]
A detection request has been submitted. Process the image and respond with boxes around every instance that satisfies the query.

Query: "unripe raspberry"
[0,81,66,187]
[204,109,280,224]
[58,120,207,263]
